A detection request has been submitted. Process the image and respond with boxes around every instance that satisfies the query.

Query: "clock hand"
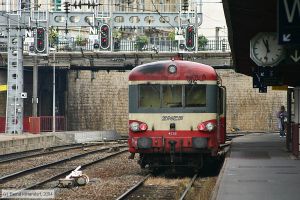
[263,39,270,53]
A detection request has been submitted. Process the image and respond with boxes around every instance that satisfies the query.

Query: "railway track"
[0,140,127,164]
[116,173,198,200]
[0,142,127,177]
[0,143,97,164]
[0,144,128,195]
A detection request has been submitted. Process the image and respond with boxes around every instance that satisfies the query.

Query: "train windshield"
[138,84,206,108]
[139,85,160,108]
[185,85,206,107]
[162,85,182,107]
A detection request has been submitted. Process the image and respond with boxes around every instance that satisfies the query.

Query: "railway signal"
[35,27,46,53]
[186,25,195,50]
[93,42,100,49]
[99,24,110,49]
[29,45,35,53]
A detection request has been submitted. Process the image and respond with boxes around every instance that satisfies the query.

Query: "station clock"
[250,32,285,67]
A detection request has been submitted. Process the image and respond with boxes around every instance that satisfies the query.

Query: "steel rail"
[0,140,128,163]
[3,149,128,199]
[28,149,129,189]
[116,174,151,200]
[0,143,100,164]
[0,143,94,161]
[0,144,127,183]
[178,173,198,200]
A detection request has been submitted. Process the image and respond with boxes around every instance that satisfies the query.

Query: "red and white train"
[128,60,226,170]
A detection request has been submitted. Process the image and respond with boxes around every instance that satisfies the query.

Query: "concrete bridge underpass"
[0,51,232,71]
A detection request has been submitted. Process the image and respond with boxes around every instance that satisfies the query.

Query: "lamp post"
[215,27,222,51]
[50,48,56,133]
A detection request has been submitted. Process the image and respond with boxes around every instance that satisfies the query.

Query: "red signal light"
[36,27,46,52]
[186,25,195,50]
[100,24,110,49]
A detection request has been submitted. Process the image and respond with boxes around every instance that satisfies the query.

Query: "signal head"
[99,24,110,49]
[186,25,195,50]
[35,27,46,53]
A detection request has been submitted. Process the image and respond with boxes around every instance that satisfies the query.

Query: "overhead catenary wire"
[150,0,176,29]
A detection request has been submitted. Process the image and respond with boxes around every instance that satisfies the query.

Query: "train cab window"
[162,85,182,107]
[185,85,206,107]
[139,85,160,108]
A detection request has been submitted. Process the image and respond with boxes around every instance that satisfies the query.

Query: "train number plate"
[168,131,177,136]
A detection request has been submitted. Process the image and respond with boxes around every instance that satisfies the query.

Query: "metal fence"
[9,36,230,53]
[40,116,65,132]
[0,116,65,133]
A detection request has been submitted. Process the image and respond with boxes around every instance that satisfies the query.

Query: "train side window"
[162,85,182,107]
[219,88,223,114]
[139,85,160,108]
[185,85,206,107]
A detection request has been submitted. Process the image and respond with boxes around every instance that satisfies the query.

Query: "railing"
[0,117,5,133]
[0,116,30,133]
[2,36,230,53]
[0,116,65,133]
[40,116,65,132]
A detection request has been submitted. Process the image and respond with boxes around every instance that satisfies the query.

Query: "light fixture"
[168,65,177,74]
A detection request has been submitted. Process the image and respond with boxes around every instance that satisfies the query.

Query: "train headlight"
[129,121,148,132]
[206,122,215,131]
[130,122,140,132]
[168,65,177,74]
[197,120,216,132]
[139,123,148,131]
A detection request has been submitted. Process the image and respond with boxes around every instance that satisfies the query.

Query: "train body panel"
[129,113,216,131]
[129,60,217,81]
[128,131,217,153]
[128,60,226,169]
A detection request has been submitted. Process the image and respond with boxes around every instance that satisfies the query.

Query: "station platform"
[0,133,60,155]
[215,132,300,200]
[0,130,121,155]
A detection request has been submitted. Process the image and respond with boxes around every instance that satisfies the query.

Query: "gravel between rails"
[0,147,128,190]
[47,155,221,200]
[0,143,125,177]
[51,153,149,200]
[119,174,218,200]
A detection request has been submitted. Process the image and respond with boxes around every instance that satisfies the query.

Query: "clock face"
[250,33,285,66]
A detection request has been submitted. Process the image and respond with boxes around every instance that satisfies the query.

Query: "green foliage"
[136,35,148,44]
[198,35,208,50]
[136,35,149,51]
[167,31,176,41]
[49,27,58,47]
[75,35,87,46]
[112,29,123,40]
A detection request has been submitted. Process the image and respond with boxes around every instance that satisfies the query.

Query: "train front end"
[128,60,226,169]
